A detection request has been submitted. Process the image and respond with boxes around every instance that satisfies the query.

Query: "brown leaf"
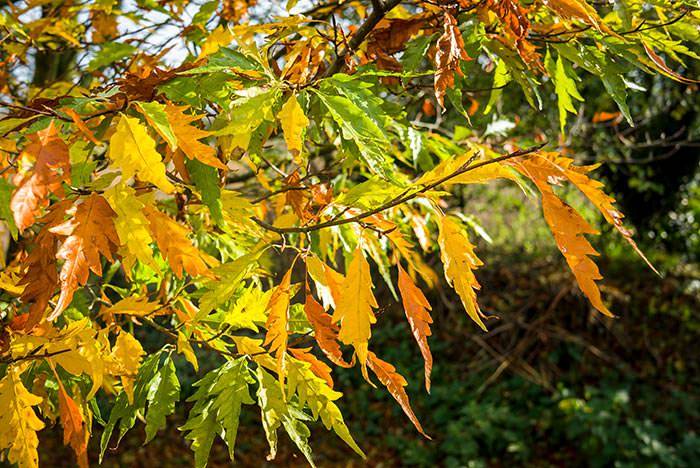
[397,263,433,392]
[434,11,470,107]
[11,121,70,232]
[17,201,70,329]
[368,352,430,439]
[49,194,119,319]
[486,0,530,40]
[642,42,700,85]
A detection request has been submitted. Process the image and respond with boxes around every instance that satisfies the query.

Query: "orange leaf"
[164,103,226,169]
[143,206,217,279]
[289,347,334,388]
[367,352,430,439]
[486,0,530,40]
[56,381,89,468]
[303,282,351,368]
[397,263,433,392]
[10,121,70,232]
[434,11,470,107]
[49,194,119,319]
[263,263,294,391]
[64,108,99,145]
[508,152,626,316]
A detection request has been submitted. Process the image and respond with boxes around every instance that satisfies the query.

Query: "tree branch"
[323,0,403,77]
[251,144,545,234]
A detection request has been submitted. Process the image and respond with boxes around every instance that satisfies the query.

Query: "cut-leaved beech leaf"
[333,247,378,378]
[304,281,352,368]
[367,352,430,439]
[11,122,70,232]
[263,263,294,391]
[507,151,656,316]
[49,193,120,319]
[438,215,487,330]
[397,263,433,392]
[434,11,470,107]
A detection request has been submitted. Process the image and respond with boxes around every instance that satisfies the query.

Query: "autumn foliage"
[0,0,697,467]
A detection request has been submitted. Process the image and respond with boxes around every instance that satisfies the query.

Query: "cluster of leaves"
[0,0,697,466]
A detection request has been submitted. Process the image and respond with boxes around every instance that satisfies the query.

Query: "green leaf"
[88,42,137,72]
[287,358,365,457]
[256,367,316,467]
[100,351,162,461]
[144,356,180,443]
[0,179,17,239]
[137,101,178,148]
[545,51,583,133]
[187,159,224,227]
[197,250,262,318]
[313,88,397,182]
[180,358,255,468]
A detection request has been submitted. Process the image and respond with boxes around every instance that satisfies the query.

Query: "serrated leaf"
[145,357,180,443]
[108,114,175,193]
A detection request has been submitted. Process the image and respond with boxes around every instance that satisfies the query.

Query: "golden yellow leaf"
[277,94,309,163]
[104,182,158,272]
[438,215,487,330]
[108,114,175,193]
[0,365,45,468]
[110,331,145,404]
[198,25,234,59]
[177,331,199,372]
[333,248,377,376]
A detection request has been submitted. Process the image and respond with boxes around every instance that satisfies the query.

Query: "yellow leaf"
[164,103,226,169]
[397,263,433,392]
[110,331,145,404]
[417,151,518,187]
[438,215,487,330]
[0,365,45,468]
[177,331,199,372]
[306,254,344,310]
[277,94,309,164]
[104,183,159,272]
[108,114,175,193]
[103,296,162,317]
[333,248,377,376]
[263,264,294,392]
[0,265,26,296]
[198,25,234,59]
